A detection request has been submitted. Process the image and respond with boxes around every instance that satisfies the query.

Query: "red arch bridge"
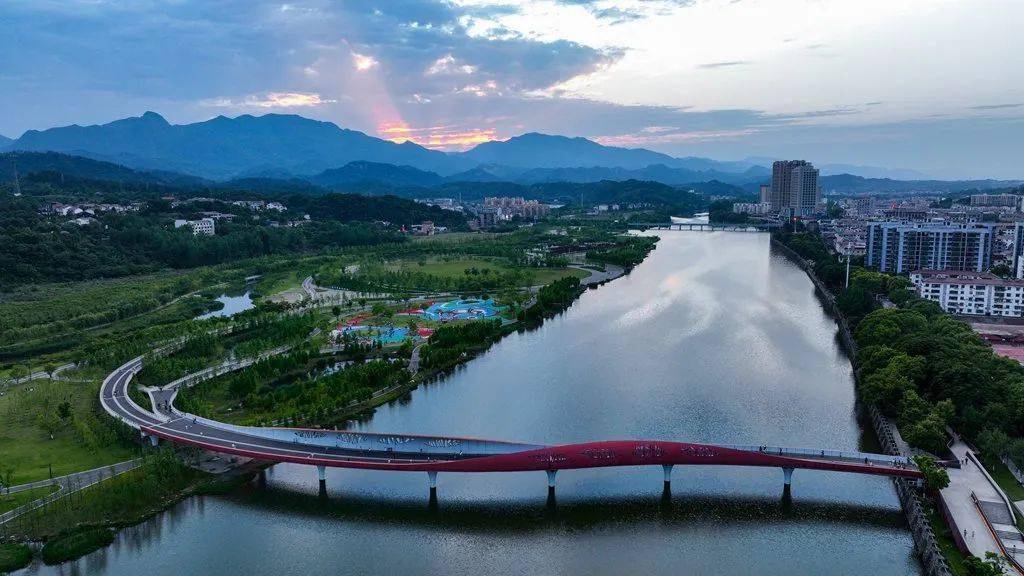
[101,356,924,499]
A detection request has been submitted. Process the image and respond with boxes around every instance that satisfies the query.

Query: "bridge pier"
[428,471,438,503]
[316,464,326,493]
[546,469,557,503]
[662,464,673,489]
[782,467,794,498]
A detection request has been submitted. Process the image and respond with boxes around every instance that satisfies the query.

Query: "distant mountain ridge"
[6,112,768,182]
[8,112,463,180]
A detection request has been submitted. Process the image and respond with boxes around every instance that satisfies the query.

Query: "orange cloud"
[379,122,497,150]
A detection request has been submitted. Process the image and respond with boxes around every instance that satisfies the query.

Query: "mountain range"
[3,112,1018,193]
[0,112,769,182]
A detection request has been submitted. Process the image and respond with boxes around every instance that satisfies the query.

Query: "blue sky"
[1,0,1022,179]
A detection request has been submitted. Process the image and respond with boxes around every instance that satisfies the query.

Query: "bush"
[41,527,116,564]
[0,543,33,572]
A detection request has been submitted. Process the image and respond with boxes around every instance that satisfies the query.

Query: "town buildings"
[483,197,551,220]
[910,269,1024,317]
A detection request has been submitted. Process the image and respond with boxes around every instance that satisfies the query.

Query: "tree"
[57,401,72,421]
[976,428,1011,459]
[913,455,950,491]
[963,552,1007,576]
[836,286,875,319]
[9,365,29,381]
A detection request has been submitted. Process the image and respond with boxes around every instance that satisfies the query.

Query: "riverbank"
[770,235,956,576]
[2,455,265,567]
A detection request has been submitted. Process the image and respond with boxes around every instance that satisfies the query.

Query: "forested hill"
[0,151,206,186]
[0,167,467,287]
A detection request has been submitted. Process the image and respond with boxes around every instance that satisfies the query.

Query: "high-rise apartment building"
[770,160,820,218]
[865,221,995,274]
[1013,222,1024,278]
[759,184,771,204]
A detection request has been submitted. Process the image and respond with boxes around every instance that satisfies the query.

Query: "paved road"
[100,354,926,480]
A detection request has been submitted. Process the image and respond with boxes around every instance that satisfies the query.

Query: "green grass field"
[0,379,136,485]
[387,258,586,286]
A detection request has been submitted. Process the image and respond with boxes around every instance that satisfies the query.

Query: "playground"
[416,298,503,321]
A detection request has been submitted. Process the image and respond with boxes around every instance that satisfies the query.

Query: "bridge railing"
[715,444,915,467]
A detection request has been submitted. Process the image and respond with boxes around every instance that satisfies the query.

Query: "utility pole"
[844,241,852,289]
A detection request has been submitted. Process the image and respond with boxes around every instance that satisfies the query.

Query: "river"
[19,232,921,576]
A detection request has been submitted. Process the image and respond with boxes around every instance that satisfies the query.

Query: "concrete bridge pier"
[428,471,438,504]
[316,465,327,494]
[662,464,673,488]
[140,431,159,447]
[782,467,794,498]
[546,470,558,506]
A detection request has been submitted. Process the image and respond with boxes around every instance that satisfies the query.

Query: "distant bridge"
[627,222,779,232]
[101,356,922,501]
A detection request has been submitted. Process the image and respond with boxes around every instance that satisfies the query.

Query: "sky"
[1,0,1022,179]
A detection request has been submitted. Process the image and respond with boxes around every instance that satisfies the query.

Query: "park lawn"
[0,484,58,514]
[0,379,137,485]
[387,258,586,286]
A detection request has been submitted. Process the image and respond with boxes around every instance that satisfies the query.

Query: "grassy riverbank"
[1,448,261,565]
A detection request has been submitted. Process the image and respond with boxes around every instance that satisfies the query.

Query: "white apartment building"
[732,202,773,215]
[910,269,1024,317]
[174,217,216,236]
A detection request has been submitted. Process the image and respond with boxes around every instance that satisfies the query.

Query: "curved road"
[100,355,924,482]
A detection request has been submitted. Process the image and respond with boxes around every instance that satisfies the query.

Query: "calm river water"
[20,232,921,576]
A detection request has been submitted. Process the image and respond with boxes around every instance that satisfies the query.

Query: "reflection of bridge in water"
[628,222,779,232]
[101,356,923,503]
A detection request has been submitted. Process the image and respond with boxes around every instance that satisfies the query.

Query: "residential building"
[759,184,771,204]
[970,193,1020,209]
[865,220,995,273]
[770,160,820,218]
[910,269,1024,317]
[475,207,498,229]
[174,217,216,236]
[1014,222,1024,278]
[883,208,928,221]
[484,196,551,220]
[732,202,773,215]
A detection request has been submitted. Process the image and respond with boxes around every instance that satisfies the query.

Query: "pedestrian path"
[0,459,141,525]
[941,441,1023,573]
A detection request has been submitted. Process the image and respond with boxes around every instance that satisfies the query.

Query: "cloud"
[201,92,335,108]
[697,60,750,69]
[0,0,615,109]
[352,52,379,72]
[970,103,1024,110]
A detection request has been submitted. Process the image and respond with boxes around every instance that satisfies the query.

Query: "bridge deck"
[101,356,923,480]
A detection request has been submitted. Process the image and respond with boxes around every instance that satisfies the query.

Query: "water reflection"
[195,292,255,320]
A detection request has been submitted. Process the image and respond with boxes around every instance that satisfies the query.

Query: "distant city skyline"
[2,0,1022,179]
